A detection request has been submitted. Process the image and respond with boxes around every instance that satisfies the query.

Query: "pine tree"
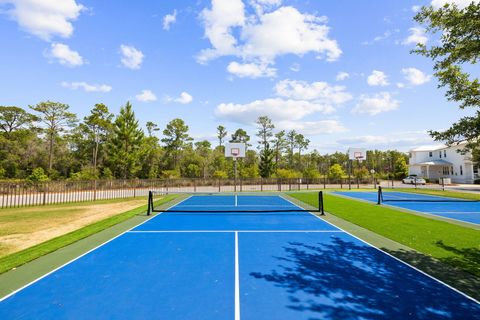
[108,102,144,178]
[30,101,77,172]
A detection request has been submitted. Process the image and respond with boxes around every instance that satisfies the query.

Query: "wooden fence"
[0,177,383,209]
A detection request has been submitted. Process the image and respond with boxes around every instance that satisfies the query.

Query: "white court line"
[235,231,240,320]
[128,230,344,233]
[427,211,479,214]
[0,195,192,302]
[280,195,480,305]
[333,192,480,227]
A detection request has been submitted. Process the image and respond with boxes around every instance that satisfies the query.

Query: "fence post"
[42,182,47,205]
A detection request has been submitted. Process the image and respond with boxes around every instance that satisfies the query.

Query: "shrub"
[27,168,49,182]
[161,169,181,179]
[274,168,302,179]
[213,170,228,179]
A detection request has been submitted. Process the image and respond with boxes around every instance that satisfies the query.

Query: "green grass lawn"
[290,192,480,277]
[0,195,178,274]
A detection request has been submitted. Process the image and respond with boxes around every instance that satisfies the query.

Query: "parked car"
[402,176,426,185]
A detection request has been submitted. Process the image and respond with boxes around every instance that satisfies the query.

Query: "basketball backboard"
[348,148,367,161]
[225,143,246,159]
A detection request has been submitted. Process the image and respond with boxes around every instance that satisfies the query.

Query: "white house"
[408,142,479,184]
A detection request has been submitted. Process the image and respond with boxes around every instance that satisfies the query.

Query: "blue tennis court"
[1,194,479,319]
[335,191,480,225]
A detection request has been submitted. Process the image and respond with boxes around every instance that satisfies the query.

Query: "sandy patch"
[0,200,145,257]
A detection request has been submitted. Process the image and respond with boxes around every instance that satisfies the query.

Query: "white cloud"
[352,92,399,115]
[249,0,282,14]
[411,5,421,12]
[198,2,341,72]
[175,92,193,104]
[227,61,276,78]
[402,27,428,46]
[215,98,334,124]
[163,9,177,30]
[289,63,300,72]
[165,91,194,104]
[1,0,84,41]
[275,79,352,105]
[362,29,399,45]
[337,131,433,150]
[276,120,346,135]
[241,7,341,62]
[367,70,389,86]
[396,82,405,88]
[46,42,84,66]
[336,71,349,81]
[197,0,245,63]
[61,81,111,92]
[120,44,144,69]
[402,67,432,85]
[136,90,157,102]
[431,0,479,9]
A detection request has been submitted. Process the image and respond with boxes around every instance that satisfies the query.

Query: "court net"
[147,190,324,215]
[377,186,480,205]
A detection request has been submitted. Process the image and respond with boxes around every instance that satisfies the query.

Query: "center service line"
[235,231,240,320]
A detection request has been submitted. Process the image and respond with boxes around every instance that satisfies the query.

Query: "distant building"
[408,142,478,184]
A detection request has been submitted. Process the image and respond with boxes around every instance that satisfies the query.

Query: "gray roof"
[411,159,453,166]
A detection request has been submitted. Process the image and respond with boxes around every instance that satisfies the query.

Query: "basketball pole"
[234,157,237,193]
[348,159,352,190]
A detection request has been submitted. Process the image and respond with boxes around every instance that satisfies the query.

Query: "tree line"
[0,102,409,182]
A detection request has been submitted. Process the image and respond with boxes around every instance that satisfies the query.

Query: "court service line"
[380,202,480,227]
[280,195,480,304]
[427,211,480,214]
[0,196,191,302]
[235,231,240,320]
[334,192,480,227]
[128,230,345,233]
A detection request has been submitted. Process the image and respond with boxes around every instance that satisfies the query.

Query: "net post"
[319,191,325,215]
[147,191,153,215]
[377,186,382,205]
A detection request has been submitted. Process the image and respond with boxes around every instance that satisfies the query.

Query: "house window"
[442,166,450,175]
[439,151,442,158]
[409,152,412,158]
[451,167,454,175]
[460,165,463,175]
[444,150,447,157]
[429,152,432,157]
[474,165,479,179]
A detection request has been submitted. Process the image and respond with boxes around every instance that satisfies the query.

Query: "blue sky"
[0,0,475,153]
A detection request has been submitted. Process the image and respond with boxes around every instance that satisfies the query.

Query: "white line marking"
[128,230,344,233]
[280,194,480,304]
[333,192,480,227]
[235,231,240,320]
[0,196,189,302]
[427,211,479,214]
[235,194,238,207]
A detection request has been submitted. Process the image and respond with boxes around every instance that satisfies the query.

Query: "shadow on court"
[250,237,480,320]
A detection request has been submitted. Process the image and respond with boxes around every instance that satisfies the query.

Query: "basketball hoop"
[354,152,364,162]
[231,148,240,157]
[348,148,367,162]
[225,143,246,159]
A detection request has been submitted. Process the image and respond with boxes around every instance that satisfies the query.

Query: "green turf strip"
[291,192,480,277]
[0,195,178,275]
